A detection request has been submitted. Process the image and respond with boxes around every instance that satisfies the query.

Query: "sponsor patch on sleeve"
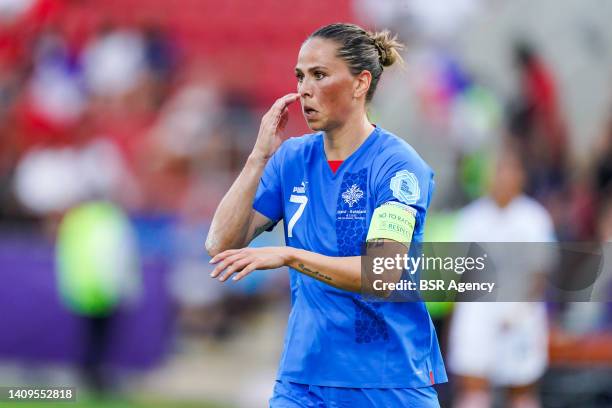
[390,170,420,205]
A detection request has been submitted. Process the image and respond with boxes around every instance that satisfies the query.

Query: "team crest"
[390,170,420,205]
[342,184,364,207]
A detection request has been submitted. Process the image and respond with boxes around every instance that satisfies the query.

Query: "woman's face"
[295,38,359,132]
[490,152,525,206]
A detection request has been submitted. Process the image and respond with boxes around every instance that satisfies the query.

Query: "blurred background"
[1,0,612,407]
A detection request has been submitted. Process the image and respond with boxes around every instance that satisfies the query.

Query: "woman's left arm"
[210,241,405,293]
[210,247,362,291]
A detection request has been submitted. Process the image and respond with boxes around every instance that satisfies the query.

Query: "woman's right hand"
[251,93,300,162]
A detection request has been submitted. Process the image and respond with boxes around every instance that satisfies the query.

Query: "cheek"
[318,78,354,114]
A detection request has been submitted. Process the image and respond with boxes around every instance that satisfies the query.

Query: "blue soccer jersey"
[253,126,447,388]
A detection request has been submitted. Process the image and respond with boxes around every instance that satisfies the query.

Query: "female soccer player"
[206,23,446,407]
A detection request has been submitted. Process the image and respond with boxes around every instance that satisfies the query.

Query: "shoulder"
[459,197,492,219]
[455,198,494,239]
[268,133,318,172]
[513,195,553,225]
[512,195,556,240]
[375,128,431,171]
[269,132,320,171]
[371,127,433,178]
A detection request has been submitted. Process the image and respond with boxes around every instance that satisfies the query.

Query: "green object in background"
[56,201,141,317]
[455,84,499,201]
[425,298,454,318]
[422,212,460,319]
[460,150,491,201]
[423,211,459,244]
[463,85,502,137]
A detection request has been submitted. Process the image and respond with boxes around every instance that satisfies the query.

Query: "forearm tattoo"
[298,263,333,282]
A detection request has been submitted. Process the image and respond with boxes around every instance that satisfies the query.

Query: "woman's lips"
[303,107,318,119]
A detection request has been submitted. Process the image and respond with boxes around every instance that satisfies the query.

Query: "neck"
[323,112,373,160]
[492,192,519,208]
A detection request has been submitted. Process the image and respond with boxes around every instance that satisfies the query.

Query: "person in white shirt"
[449,142,556,408]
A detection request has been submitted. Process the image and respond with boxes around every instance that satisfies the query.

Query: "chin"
[305,119,326,132]
[307,124,324,131]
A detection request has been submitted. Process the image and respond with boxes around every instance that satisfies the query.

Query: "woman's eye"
[296,74,304,82]
[314,72,325,80]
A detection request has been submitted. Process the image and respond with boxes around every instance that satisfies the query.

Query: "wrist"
[282,247,298,266]
[247,151,270,167]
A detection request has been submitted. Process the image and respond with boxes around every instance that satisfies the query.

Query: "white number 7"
[288,194,308,238]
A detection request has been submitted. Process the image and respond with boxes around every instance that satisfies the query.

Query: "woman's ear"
[353,70,372,100]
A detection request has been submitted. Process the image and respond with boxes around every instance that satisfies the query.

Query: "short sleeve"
[532,207,556,242]
[525,204,557,274]
[252,151,283,224]
[374,154,435,236]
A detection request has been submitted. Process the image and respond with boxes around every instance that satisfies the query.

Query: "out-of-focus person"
[55,201,141,392]
[593,112,612,200]
[449,141,555,408]
[599,193,612,243]
[509,41,568,204]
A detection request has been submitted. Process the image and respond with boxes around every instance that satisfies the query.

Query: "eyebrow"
[294,65,329,73]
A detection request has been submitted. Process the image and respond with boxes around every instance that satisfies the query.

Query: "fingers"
[256,94,299,155]
[209,248,239,265]
[277,93,300,108]
[232,263,260,282]
[219,256,254,282]
[209,249,246,278]
[209,248,258,282]
[271,93,299,115]
[277,106,290,130]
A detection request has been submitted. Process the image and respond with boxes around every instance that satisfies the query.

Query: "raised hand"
[251,93,300,161]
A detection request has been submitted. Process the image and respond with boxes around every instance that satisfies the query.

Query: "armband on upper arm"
[366,202,417,244]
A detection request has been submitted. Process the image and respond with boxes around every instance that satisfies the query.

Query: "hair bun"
[369,30,403,68]
[309,23,404,102]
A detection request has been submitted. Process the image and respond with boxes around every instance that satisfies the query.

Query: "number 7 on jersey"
[288,194,308,238]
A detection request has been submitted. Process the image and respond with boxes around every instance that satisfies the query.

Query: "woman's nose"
[298,80,312,98]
